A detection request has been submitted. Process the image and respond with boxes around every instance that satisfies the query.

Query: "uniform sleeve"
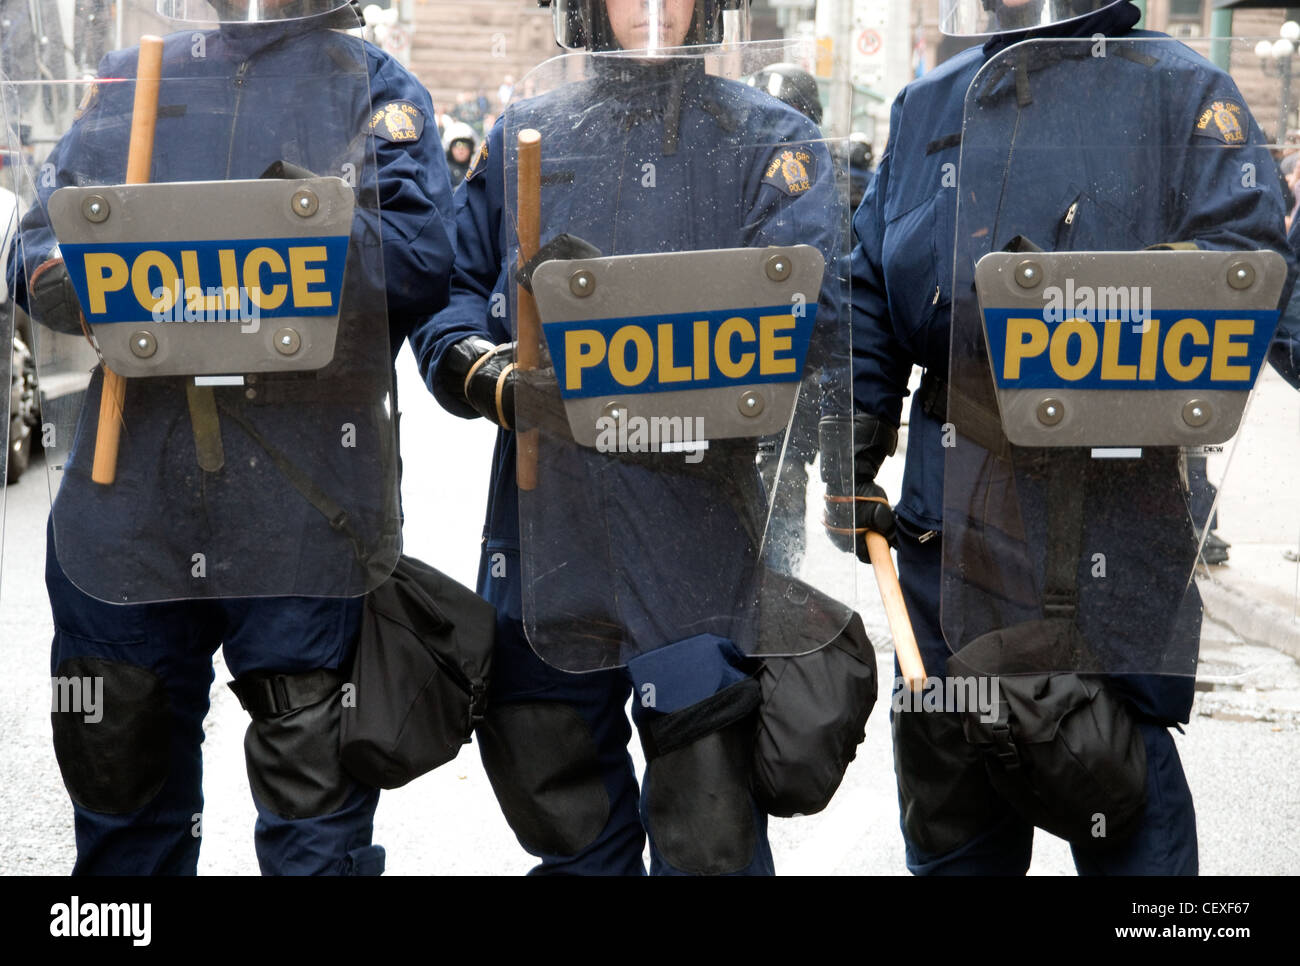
[741,112,848,412]
[365,49,456,351]
[848,94,915,427]
[1168,75,1291,265]
[1270,218,1300,389]
[10,50,132,312]
[407,116,506,419]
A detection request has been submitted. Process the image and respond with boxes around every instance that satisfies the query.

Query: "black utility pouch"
[752,610,878,817]
[948,619,1147,845]
[340,554,496,789]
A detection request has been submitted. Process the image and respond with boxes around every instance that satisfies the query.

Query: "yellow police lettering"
[289,246,332,309]
[657,323,692,383]
[83,252,129,315]
[1099,319,1137,380]
[1210,318,1254,381]
[1138,318,1161,380]
[1163,317,1209,382]
[131,250,180,315]
[244,247,288,310]
[609,325,653,386]
[715,317,756,379]
[181,250,226,313]
[1003,317,1049,380]
[693,319,710,380]
[565,329,606,390]
[1049,319,1098,381]
[759,313,798,375]
[218,248,240,297]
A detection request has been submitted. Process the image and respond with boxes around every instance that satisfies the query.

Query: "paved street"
[1,352,1297,875]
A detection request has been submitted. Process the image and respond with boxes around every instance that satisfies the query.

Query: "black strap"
[228,667,344,717]
[925,132,962,156]
[1043,450,1088,622]
[216,401,373,567]
[917,370,1011,459]
[638,678,762,761]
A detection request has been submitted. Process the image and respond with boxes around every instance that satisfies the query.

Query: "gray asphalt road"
[1,351,1296,875]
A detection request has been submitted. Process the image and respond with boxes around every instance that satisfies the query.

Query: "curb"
[1199,574,1300,664]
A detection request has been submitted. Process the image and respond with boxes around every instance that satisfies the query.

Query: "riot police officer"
[832,0,1291,874]
[410,0,851,875]
[11,0,455,874]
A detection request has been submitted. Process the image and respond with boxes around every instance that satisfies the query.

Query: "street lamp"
[1257,21,1300,144]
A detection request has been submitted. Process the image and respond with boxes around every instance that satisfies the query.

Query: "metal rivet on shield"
[81,194,109,223]
[273,327,301,355]
[291,189,319,218]
[1015,260,1043,289]
[738,390,765,417]
[765,255,792,282]
[570,270,596,297]
[129,330,157,358]
[601,400,624,421]
[1182,399,1212,427]
[1226,261,1255,290]
[1036,397,1064,426]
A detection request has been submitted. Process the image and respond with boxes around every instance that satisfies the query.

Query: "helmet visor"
[157,0,355,25]
[939,0,1118,37]
[552,0,741,53]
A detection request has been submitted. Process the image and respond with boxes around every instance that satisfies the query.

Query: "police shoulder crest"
[1193,97,1246,145]
[74,82,99,121]
[369,100,425,143]
[763,146,816,196]
[465,138,489,182]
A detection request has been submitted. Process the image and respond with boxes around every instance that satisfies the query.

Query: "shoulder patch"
[464,138,489,182]
[763,146,816,196]
[1193,98,1246,146]
[369,100,425,144]
[74,82,99,121]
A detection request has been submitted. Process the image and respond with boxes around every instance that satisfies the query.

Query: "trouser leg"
[476,618,645,875]
[223,595,384,876]
[46,523,215,875]
[892,520,1031,876]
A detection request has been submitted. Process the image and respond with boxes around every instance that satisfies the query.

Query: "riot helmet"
[443,121,476,160]
[939,0,1127,37]
[156,0,357,24]
[540,0,748,53]
[747,62,822,125]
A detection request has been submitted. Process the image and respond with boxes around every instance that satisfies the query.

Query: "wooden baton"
[91,34,163,486]
[514,128,542,491]
[866,530,927,692]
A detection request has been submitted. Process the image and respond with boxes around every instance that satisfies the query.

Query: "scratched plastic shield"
[8,0,400,602]
[2,76,23,559]
[503,42,856,672]
[941,37,1295,678]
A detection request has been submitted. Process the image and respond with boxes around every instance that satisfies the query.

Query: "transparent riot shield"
[2,75,20,547]
[504,40,855,671]
[942,36,1295,679]
[8,0,401,602]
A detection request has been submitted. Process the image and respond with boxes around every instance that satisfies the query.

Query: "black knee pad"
[230,668,355,820]
[640,678,762,875]
[892,704,1005,858]
[476,702,610,857]
[51,656,171,814]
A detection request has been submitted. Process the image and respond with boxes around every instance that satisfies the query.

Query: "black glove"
[28,258,87,336]
[819,412,899,563]
[440,337,516,429]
